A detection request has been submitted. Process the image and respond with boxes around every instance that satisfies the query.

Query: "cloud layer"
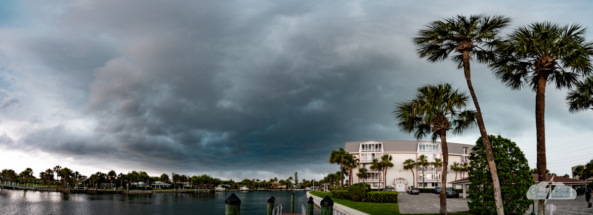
[0,0,592,179]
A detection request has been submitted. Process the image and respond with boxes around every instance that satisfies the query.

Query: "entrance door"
[395,183,405,192]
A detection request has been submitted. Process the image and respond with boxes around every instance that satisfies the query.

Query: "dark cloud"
[0,0,592,178]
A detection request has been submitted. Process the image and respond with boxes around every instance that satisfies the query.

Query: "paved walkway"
[526,195,593,215]
[398,193,469,214]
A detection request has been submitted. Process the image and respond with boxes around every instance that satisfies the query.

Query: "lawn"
[308,191,473,215]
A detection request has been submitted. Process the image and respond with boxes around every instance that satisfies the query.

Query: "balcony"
[360,153,383,163]
[418,177,441,182]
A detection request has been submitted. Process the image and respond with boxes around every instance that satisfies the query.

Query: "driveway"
[526,195,593,215]
[398,193,469,214]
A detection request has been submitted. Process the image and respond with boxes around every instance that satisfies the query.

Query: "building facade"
[571,164,586,180]
[345,140,473,191]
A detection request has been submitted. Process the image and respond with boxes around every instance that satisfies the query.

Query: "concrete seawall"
[306,191,369,215]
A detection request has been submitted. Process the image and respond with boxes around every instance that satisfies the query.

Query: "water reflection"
[0,189,320,215]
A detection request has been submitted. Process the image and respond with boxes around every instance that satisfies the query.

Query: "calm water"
[0,189,320,215]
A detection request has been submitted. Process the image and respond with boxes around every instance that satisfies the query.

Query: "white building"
[346,140,472,191]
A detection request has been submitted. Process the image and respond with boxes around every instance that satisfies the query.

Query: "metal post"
[320,196,334,215]
[225,193,241,215]
[307,196,314,215]
[291,193,295,213]
[266,196,275,215]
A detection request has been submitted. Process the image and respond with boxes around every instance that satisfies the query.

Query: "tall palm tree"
[356,167,368,183]
[53,165,61,186]
[417,155,429,189]
[403,159,416,188]
[329,147,348,189]
[394,83,477,215]
[108,170,117,189]
[490,22,593,215]
[461,162,470,179]
[415,15,510,215]
[370,158,383,188]
[567,76,593,112]
[343,154,359,186]
[451,162,461,181]
[432,158,443,185]
[380,155,394,189]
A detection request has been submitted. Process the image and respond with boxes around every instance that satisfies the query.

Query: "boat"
[304,187,311,191]
[239,186,250,191]
[201,189,210,193]
[214,185,227,192]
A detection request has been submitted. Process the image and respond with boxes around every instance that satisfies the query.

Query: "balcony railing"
[361,148,382,152]
[418,177,441,182]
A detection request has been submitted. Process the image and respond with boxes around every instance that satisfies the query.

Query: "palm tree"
[108,170,117,189]
[415,15,510,215]
[370,158,383,188]
[403,159,416,188]
[490,22,593,215]
[356,167,368,183]
[329,147,348,189]
[394,83,477,215]
[451,162,461,181]
[567,76,593,112]
[343,154,359,186]
[53,165,61,186]
[574,166,585,179]
[432,158,443,185]
[380,155,394,189]
[461,162,469,179]
[417,155,429,190]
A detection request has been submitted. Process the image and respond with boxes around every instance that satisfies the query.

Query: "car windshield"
[446,187,454,191]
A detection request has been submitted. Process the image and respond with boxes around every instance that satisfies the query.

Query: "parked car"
[445,187,459,198]
[434,186,441,194]
[382,187,395,191]
[408,188,420,195]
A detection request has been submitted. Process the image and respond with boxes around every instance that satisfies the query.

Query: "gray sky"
[0,0,592,180]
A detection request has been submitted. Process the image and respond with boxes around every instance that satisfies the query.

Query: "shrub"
[331,190,349,199]
[348,183,370,201]
[468,135,532,215]
[367,191,398,203]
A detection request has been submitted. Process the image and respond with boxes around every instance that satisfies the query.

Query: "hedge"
[331,190,350,199]
[367,191,398,203]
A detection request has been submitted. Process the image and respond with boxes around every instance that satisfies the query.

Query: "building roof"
[449,174,588,185]
[345,140,473,154]
[533,174,588,184]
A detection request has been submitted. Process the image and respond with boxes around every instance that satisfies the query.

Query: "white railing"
[272,204,282,215]
[302,204,306,215]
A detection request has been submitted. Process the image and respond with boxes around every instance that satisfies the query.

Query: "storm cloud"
[0,0,592,179]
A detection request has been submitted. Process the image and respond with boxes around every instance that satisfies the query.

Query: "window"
[463,147,468,154]
[432,183,437,187]
[462,156,468,163]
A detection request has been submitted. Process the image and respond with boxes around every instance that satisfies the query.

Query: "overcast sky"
[0,0,592,181]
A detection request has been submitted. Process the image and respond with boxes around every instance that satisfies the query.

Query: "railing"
[417,177,441,182]
[272,204,282,215]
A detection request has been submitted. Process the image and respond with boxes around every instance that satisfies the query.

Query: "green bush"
[367,191,398,203]
[331,190,350,199]
[348,183,370,201]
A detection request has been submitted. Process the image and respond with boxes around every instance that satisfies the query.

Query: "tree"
[370,158,383,188]
[468,135,532,215]
[403,159,416,188]
[53,165,61,186]
[567,76,593,112]
[394,83,477,215]
[161,173,170,183]
[329,147,348,189]
[380,154,394,189]
[414,15,510,215]
[343,154,359,186]
[417,155,429,189]
[451,162,461,181]
[574,166,585,179]
[491,22,593,215]
[356,168,368,184]
[108,170,117,189]
[432,158,443,185]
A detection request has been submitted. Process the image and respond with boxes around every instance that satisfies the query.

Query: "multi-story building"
[345,140,473,192]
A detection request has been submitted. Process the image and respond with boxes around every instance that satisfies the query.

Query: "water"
[0,189,321,215]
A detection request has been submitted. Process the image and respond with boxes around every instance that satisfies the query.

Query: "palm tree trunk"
[536,73,548,215]
[340,163,344,189]
[462,50,504,215]
[410,169,415,189]
[422,167,425,189]
[439,131,448,215]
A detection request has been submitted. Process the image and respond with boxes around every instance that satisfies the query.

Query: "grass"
[309,191,473,215]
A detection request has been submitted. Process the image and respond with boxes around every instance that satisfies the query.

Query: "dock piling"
[320,196,334,215]
[307,196,314,215]
[225,193,241,215]
[291,193,295,213]
[266,196,275,215]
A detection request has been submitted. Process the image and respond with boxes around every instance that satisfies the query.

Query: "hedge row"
[367,191,398,203]
[329,190,398,203]
[331,190,349,199]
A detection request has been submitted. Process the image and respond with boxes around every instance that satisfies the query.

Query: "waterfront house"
[152,181,171,189]
[346,140,472,191]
